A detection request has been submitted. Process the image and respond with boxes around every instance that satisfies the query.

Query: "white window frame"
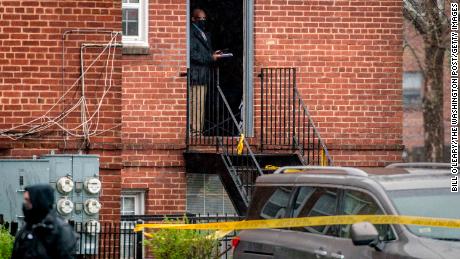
[121,191,145,215]
[120,190,145,259]
[122,0,149,48]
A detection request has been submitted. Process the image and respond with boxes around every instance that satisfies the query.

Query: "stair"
[185,67,332,216]
[184,152,303,215]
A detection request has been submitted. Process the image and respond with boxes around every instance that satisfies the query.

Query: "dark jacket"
[12,184,77,259]
[190,23,214,85]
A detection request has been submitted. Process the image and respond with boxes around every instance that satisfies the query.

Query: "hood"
[417,237,460,259]
[24,184,55,224]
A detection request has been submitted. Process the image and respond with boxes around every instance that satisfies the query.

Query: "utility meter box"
[0,159,50,223]
[0,154,100,224]
[41,154,100,223]
[0,154,101,255]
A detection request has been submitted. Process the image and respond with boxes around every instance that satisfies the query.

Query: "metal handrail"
[273,166,368,177]
[186,67,263,206]
[260,68,333,166]
[214,70,264,205]
[293,86,333,166]
[215,86,262,173]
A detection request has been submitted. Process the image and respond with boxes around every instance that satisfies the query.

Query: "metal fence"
[122,213,243,259]
[2,220,140,259]
[186,67,242,147]
[2,213,242,259]
[260,68,333,166]
[72,221,141,259]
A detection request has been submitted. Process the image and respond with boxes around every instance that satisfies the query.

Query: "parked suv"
[232,163,459,259]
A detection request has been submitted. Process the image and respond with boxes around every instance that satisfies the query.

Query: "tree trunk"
[422,43,445,162]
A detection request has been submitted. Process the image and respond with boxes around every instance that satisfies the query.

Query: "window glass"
[340,190,395,241]
[247,186,294,220]
[121,196,136,215]
[292,187,339,236]
[403,71,423,107]
[120,191,145,259]
[121,0,148,46]
[186,174,236,215]
[388,188,460,240]
[122,9,139,36]
[292,186,315,216]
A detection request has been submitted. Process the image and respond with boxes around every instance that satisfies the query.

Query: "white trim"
[121,191,145,215]
[122,0,149,47]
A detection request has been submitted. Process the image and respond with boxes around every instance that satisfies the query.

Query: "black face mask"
[194,20,207,31]
[22,203,35,224]
[22,184,55,224]
[23,203,50,224]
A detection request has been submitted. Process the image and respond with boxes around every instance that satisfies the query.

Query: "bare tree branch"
[403,0,429,34]
[403,38,426,77]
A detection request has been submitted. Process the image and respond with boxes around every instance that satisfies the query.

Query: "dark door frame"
[186,0,254,135]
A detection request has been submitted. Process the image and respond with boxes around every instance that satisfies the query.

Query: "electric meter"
[84,177,101,194]
[84,199,101,215]
[57,198,74,216]
[85,220,101,233]
[56,176,74,194]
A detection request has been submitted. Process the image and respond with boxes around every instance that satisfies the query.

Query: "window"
[260,187,293,219]
[122,0,149,47]
[340,190,395,241]
[403,72,423,107]
[120,191,145,259]
[121,191,145,215]
[186,174,236,215]
[291,187,339,236]
[247,186,294,220]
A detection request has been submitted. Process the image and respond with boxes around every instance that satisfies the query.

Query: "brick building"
[0,0,403,220]
[402,19,451,161]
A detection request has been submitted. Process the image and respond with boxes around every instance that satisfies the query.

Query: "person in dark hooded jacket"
[12,184,77,259]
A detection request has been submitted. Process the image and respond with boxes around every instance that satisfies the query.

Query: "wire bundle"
[0,32,121,143]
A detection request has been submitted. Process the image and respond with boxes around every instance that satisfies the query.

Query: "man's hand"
[212,50,223,61]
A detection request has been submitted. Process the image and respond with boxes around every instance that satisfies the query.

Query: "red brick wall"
[122,167,186,214]
[0,0,122,221]
[120,0,188,214]
[120,0,405,213]
[253,0,404,166]
[1,0,405,219]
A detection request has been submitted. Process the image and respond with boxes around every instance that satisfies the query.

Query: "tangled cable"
[0,32,121,143]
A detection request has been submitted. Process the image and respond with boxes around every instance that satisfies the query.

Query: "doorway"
[188,0,253,134]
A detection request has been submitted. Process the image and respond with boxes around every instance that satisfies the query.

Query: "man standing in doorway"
[190,7,222,134]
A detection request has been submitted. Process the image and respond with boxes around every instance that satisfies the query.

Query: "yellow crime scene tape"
[264,165,303,173]
[135,215,460,234]
[236,134,244,155]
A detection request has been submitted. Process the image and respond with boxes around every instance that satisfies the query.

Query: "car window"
[340,190,396,241]
[247,186,294,220]
[291,186,339,236]
[388,188,460,240]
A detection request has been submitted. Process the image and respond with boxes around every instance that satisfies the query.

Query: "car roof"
[256,164,451,191]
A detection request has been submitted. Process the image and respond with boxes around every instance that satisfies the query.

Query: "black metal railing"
[260,68,333,166]
[3,214,242,259]
[186,67,241,147]
[72,221,141,259]
[0,219,18,236]
[2,220,141,259]
[122,213,244,259]
[186,67,263,206]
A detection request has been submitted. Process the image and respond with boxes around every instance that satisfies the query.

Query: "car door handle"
[330,252,345,259]
[314,248,328,257]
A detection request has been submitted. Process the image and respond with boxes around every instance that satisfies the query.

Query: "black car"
[232,163,459,259]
